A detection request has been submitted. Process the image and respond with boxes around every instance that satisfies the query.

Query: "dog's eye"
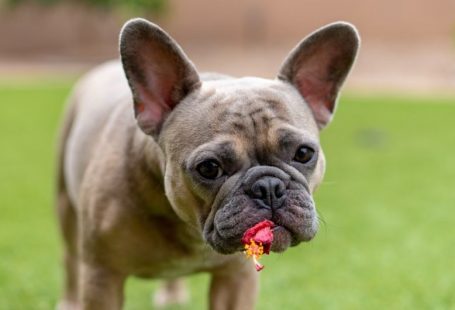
[196,160,223,180]
[294,146,315,164]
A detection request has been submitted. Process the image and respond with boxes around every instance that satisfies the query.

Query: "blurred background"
[0,0,454,309]
[2,0,455,91]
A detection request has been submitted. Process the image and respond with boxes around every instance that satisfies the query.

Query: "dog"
[56,18,359,310]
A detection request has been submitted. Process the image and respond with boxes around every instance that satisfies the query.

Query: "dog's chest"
[105,207,235,279]
[131,243,235,279]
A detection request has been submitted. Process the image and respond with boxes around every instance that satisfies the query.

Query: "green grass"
[0,81,454,309]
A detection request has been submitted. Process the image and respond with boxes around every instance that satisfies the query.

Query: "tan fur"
[58,62,252,310]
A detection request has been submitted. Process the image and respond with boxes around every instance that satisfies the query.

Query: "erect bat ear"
[120,18,201,136]
[278,22,360,129]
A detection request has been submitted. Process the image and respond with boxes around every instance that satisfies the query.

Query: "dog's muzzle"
[203,165,318,254]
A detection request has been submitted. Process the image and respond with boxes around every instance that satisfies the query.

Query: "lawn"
[0,80,454,309]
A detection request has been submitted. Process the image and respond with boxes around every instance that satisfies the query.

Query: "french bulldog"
[56,18,359,310]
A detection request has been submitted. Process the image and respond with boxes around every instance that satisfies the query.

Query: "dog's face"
[120,19,359,254]
[161,79,324,254]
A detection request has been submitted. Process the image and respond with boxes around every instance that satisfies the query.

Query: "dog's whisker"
[316,211,328,233]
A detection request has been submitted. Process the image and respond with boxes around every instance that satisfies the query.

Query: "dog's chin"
[270,226,293,252]
[270,223,318,252]
[203,191,319,254]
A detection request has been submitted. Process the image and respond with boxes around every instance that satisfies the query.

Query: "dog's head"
[120,18,359,254]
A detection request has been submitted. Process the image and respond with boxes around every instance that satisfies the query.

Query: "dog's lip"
[270,225,292,253]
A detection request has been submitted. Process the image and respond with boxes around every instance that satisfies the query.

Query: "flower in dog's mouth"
[242,220,274,272]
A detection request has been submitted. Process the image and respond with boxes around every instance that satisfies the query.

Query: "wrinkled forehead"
[163,77,319,159]
[202,77,319,136]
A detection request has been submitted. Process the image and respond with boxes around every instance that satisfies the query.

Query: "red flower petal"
[242,220,274,254]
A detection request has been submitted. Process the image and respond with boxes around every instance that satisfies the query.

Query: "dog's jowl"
[56,18,359,310]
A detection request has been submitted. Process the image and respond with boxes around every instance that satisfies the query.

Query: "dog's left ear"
[278,22,360,129]
[120,18,201,136]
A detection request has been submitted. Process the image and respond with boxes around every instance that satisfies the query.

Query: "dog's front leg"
[209,260,259,310]
[79,262,126,310]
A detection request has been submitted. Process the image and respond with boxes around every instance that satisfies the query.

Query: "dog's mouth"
[203,190,319,254]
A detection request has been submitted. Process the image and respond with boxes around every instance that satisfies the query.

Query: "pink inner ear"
[131,55,178,133]
[135,105,165,135]
[134,81,174,134]
[136,103,145,113]
[296,74,335,128]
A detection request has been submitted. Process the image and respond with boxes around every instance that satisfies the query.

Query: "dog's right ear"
[278,22,360,130]
[120,18,201,136]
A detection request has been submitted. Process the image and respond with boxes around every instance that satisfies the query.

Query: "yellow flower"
[244,239,265,271]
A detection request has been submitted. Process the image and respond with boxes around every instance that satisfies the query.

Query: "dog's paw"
[153,278,189,309]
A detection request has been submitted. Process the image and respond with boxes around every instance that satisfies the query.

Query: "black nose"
[250,177,287,209]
